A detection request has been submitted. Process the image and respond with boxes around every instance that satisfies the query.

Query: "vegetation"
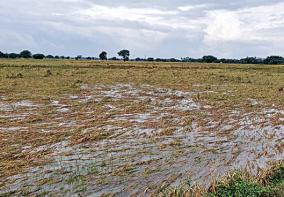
[161,163,284,197]
[32,54,45,59]
[0,49,283,64]
[99,51,108,60]
[0,59,283,196]
[118,49,130,61]
[208,163,284,197]
[19,50,32,58]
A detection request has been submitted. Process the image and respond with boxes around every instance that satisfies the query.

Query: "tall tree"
[99,51,107,60]
[118,49,130,61]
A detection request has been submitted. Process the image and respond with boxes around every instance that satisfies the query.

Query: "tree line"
[0,50,283,65]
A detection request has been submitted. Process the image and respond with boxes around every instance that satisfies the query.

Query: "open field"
[0,59,283,196]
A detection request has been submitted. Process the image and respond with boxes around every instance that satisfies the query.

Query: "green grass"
[208,163,284,197]
[159,163,284,197]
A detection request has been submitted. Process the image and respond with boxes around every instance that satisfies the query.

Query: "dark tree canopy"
[8,53,19,59]
[118,49,130,61]
[109,57,118,61]
[202,55,218,63]
[33,54,45,59]
[99,51,108,60]
[20,50,32,58]
[75,55,82,60]
[263,56,284,64]
[46,55,54,59]
[0,51,5,58]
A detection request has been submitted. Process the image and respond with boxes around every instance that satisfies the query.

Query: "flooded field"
[0,60,283,196]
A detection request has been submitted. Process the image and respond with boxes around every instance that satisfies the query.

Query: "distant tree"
[8,53,19,59]
[147,57,154,61]
[54,55,59,59]
[118,49,130,61]
[202,55,218,63]
[75,55,82,60]
[169,58,180,62]
[181,57,194,62]
[20,50,32,58]
[263,56,284,64]
[240,57,259,64]
[66,56,70,59]
[155,58,164,62]
[135,57,143,61]
[33,54,45,59]
[46,55,54,59]
[99,51,107,60]
[109,57,118,61]
[0,51,5,58]
[60,56,65,59]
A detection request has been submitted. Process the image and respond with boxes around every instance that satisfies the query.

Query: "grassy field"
[0,59,283,196]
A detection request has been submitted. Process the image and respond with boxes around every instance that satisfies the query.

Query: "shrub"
[33,54,45,59]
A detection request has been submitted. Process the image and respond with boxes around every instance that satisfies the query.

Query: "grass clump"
[159,163,284,197]
[208,173,268,197]
[208,163,284,197]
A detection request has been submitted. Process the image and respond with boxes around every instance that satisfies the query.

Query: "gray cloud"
[0,0,283,58]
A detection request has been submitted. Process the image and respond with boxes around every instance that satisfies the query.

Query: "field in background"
[0,59,283,196]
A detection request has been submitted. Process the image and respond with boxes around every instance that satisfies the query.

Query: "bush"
[33,54,45,59]
[8,53,19,59]
[46,55,54,59]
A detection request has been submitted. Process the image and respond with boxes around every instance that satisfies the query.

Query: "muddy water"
[0,84,283,196]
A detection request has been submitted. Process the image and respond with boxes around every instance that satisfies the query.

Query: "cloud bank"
[0,0,283,58]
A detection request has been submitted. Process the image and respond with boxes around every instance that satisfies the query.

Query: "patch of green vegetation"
[208,174,268,197]
[267,165,284,185]
[88,163,98,174]
[159,163,284,197]
[208,164,284,197]
[66,174,87,192]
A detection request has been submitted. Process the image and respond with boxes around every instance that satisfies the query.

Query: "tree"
[263,56,284,65]
[75,55,82,60]
[33,54,45,59]
[46,55,54,59]
[8,53,19,59]
[109,57,118,61]
[0,51,5,58]
[202,55,218,63]
[118,49,130,61]
[20,50,32,58]
[99,51,107,60]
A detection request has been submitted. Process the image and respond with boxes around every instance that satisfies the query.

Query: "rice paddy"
[0,59,283,196]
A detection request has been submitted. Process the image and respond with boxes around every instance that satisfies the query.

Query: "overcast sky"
[0,0,283,58]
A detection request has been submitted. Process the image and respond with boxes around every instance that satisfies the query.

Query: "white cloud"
[177,4,208,11]
[204,2,284,43]
[76,5,178,27]
[204,11,242,42]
